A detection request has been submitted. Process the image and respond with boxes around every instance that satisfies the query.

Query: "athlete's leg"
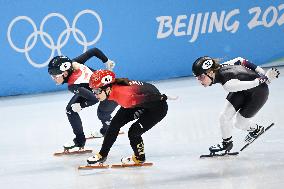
[66,94,99,145]
[219,99,238,139]
[128,101,168,161]
[234,84,269,131]
[66,95,87,146]
[98,107,137,157]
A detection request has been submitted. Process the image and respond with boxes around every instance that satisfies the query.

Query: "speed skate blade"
[53,149,92,156]
[111,162,153,168]
[78,164,109,170]
[200,152,239,158]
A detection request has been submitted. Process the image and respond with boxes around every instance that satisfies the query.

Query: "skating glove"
[105,59,115,71]
[265,68,280,84]
[71,103,82,112]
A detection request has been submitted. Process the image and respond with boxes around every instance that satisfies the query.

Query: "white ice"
[0,72,284,189]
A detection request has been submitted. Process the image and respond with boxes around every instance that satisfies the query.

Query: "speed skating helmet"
[192,56,215,76]
[48,56,72,75]
[89,69,116,89]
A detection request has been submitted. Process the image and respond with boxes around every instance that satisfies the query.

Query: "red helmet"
[89,69,116,89]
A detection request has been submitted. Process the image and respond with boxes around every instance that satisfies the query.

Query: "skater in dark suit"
[48,48,118,151]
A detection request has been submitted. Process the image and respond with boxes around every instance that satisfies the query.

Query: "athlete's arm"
[222,79,260,92]
[72,47,108,64]
[223,57,265,75]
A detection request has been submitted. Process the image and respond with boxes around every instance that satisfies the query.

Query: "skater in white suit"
[192,56,280,154]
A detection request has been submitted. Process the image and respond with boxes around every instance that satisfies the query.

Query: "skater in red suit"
[192,56,280,154]
[86,70,169,165]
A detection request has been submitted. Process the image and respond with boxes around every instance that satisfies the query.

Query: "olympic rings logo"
[7,9,103,68]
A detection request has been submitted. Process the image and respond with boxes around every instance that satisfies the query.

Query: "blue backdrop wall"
[1,0,284,96]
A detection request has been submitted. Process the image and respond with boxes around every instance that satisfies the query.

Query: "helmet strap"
[102,88,109,98]
[204,73,214,86]
[101,85,112,98]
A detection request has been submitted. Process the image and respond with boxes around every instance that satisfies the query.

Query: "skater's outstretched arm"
[223,78,263,92]
[72,47,115,71]
[72,47,108,64]
[222,57,265,75]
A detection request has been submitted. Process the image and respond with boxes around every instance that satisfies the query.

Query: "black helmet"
[48,56,72,75]
[192,56,215,76]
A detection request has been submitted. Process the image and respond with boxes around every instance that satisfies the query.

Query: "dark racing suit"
[215,58,269,118]
[65,48,118,147]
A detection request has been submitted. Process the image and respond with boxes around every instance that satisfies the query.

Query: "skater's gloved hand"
[105,59,115,71]
[265,68,280,84]
[71,103,82,112]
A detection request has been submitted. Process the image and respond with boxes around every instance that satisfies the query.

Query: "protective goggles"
[196,74,207,81]
[50,73,64,80]
[92,88,103,95]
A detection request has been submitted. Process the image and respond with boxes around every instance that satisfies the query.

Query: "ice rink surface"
[0,71,284,189]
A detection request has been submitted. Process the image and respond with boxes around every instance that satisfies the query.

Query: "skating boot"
[110,154,153,167]
[63,138,85,151]
[77,153,108,169]
[88,130,104,138]
[87,153,107,165]
[245,125,264,143]
[240,123,274,151]
[54,138,90,156]
[121,154,146,165]
[209,137,233,154]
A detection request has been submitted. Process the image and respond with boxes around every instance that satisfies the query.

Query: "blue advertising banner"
[1,1,284,96]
